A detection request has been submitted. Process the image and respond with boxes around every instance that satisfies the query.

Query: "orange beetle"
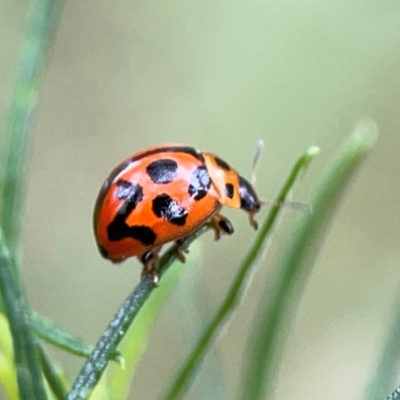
[93,144,261,280]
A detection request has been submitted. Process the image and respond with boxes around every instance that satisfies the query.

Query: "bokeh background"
[1,1,400,399]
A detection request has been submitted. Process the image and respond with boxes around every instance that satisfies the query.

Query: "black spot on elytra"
[188,166,211,201]
[225,183,234,199]
[146,159,178,184]
[95,146,203,229]
[93,160,134,224]
[107,181,156,246]
[214,156,231,171]
[115,180,144,214]
[116,180,141,200]
[152,194,188,226]
[108,223,157,246]
[127,226,157,246]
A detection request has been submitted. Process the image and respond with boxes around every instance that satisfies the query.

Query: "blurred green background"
[1,1,400,399]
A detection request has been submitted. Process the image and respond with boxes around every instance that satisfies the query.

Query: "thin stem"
[364,292,400,400]
[240,122,378,400]
[67,225,210,400]
[386,388,400,400]
[38,346,68,400]
[0,1,64,398]
[0,231,47,400]
[161,146,319,400]
[0,0,64,252]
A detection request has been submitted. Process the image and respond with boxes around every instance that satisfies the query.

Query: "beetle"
[93,144,261,281]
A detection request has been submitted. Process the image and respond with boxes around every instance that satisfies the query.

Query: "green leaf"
[239,120,378,400]
[161,145,320,400]
[31,311,122,363]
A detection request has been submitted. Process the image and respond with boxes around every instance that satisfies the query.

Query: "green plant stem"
[161,146,319,400]
[107,246,198,399]
[38,346,68,400]
[240,123,378,400]
[0,231,47,400]
[67,225,210,400]
[31,310,122,362]
[0,1,64,398]
[364,292,400,400]
[386,388,400,400]
[0,0,64,253]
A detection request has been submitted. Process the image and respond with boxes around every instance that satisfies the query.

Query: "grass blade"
[363,292,400,400]
[239,121,378,400]
[0,0,64,251]
[0,1,64,398]
[161,146,320,400]
[0,230,47,399]
[172,257,232,400]
[38,346,68,400]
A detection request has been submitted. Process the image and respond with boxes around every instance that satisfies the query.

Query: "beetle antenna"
[251,139,264,187]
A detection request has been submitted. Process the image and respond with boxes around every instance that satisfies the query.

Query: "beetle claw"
[175,238,189,263]
[210,214,234,241]
[140,247,162,285]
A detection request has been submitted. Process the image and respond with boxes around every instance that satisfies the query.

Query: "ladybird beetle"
[93,144,261,281]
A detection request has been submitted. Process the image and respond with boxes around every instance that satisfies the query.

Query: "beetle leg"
[210,213,234,241]
[140,246,162,284]
[175,237,189,263]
